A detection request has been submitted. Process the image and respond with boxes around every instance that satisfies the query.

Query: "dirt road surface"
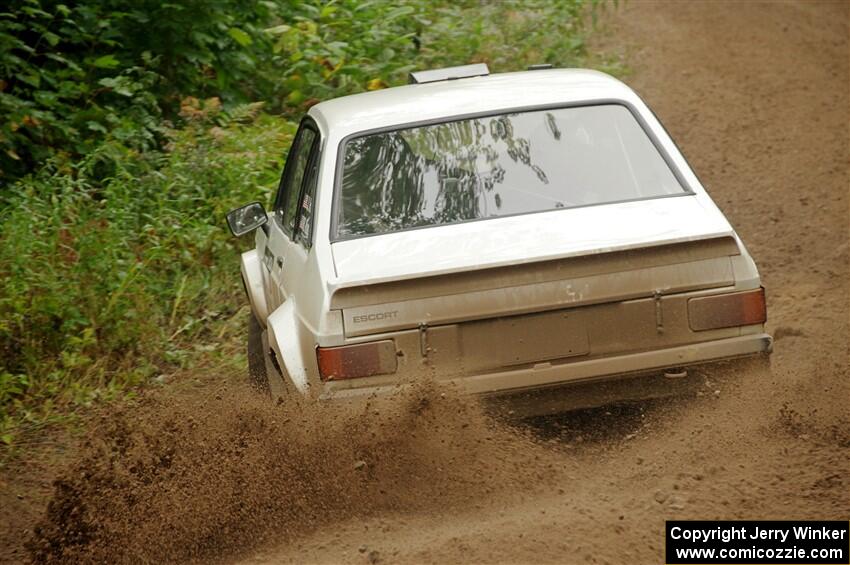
[5,1,849,563]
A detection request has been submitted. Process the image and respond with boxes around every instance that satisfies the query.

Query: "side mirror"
[226,202,268,236]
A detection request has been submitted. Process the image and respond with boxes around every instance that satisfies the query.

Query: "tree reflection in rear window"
[335,104,686,239]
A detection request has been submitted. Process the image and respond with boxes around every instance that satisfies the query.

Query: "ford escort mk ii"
[226,64,771,415]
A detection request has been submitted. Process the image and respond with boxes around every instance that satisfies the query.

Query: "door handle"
[275,256,284,270]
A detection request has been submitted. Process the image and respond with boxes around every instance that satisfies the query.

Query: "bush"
[0,0,284,183]
[0,105,293,441]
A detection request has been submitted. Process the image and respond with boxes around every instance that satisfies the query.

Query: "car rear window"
[335,104,686,239]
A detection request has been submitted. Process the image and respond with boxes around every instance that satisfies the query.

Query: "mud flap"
[240,249,269,324]
[266,300,310,395]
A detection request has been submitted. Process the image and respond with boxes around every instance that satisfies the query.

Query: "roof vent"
[527,63,554,71]
[408,63,490,84]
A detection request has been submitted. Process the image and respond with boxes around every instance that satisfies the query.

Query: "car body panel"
[319,286,763,391]
[339,250,736,338]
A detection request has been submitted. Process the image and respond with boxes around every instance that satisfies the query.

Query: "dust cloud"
[27,380,557,563]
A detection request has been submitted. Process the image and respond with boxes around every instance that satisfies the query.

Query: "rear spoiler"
[330,236,740,310]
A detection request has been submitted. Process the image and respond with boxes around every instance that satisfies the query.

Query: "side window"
[275,125,317,235]
[296,150,320,247]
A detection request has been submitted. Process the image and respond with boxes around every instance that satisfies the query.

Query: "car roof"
[308,68,637,139]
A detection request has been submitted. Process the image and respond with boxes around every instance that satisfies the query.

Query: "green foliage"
[0,0,609,447]
[0,0,278,182]
[421,1,596,70]
[265,1,425,105]
[263,0,602,105]
[0,106,293,441]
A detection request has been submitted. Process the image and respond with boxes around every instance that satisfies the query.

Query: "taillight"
[317,340,398,381]
[688,288,767,331]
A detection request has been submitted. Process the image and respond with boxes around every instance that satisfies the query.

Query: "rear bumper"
[460,332,772,394]
[319,333,773,407]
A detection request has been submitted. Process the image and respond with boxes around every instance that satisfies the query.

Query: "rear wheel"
[247,312,270,396]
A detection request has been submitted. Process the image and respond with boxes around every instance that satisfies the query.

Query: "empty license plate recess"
[461,309,590,369]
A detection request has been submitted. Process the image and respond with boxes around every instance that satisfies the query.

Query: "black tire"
[247,312,271,396]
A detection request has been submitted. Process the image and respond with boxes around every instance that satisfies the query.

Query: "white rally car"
[226,64,771,415]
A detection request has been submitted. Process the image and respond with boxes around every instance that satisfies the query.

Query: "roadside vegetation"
[0,0,613,451]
